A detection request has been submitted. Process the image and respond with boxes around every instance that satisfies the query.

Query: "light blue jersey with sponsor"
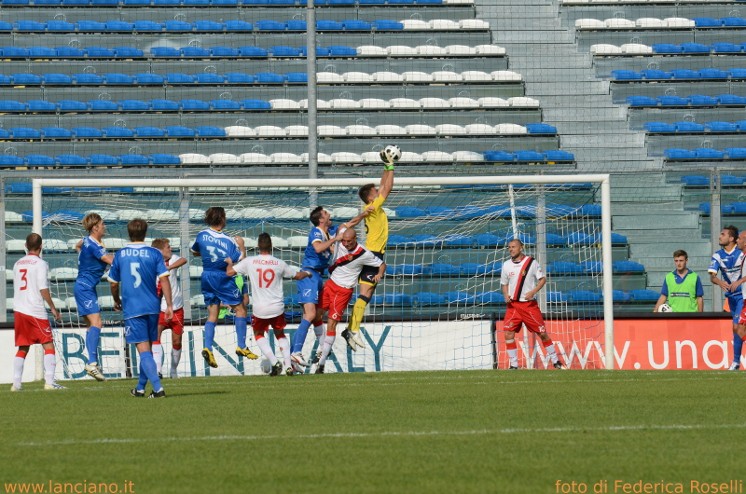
[191,228,241,272]
[709,246,744,302]
[301,225,338,272]
[108,243,168,319]
[76,236,109,287]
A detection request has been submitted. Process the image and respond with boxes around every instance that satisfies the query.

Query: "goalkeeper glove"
[380,151,395,170]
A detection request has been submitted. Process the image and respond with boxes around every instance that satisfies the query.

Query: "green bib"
[665,271,699,312]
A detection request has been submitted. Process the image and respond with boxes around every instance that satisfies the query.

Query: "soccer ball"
[259,358,272,374]
[381,144,402,164]
[657,303,673,313]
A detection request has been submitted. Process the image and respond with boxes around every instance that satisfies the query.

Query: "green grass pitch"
[1,370,743,494]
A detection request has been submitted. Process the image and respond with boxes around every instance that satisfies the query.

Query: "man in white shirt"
[227,233,311,376]
[500,239,565,370]
[11,233,64,391]
[315,228,386,373]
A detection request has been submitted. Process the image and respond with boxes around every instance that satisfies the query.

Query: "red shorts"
[502,300,546,334]
[321,279,354,321]
[252,314,287,333]
[739,305,746,326]
[14,311,53,346]
[158,307,184,335]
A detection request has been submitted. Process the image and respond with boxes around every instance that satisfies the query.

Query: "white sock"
[507,350,518,368]
[44,353,56,386]
[256,336,278,365]
[544,343,558,363]
[277,336,291,368]
[313,323,325,342]
[319,335,335,365]
[171,348,182,371]
[152,343,164,374]
[13,356,25,388]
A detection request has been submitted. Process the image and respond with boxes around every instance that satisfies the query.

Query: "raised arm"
[378,168,394,201]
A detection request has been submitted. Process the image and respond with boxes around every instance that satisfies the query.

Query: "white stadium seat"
[435,124,467,135]
[329,98,360,109]
[405,124,436,136]
[316,72,344,83]
[189,265,203,278]
[416,45,447,56]
[43,238,68,251]
[361,151,382,162]
[448,97,479,108]
[144,209,179,221]
[386,46,417,56]
[459,19,489,29]
[402,71,432,82]
[345,125,377,136]
[491,70,522,81]
[333,206,360,218]
[635,18,665,28]
[620,43,652,54]
[461,71,493,82]
[605,18,637,28]
[244,236,258,249]
[474,45,506,55]
[254,126,286,137]
[575,18,606,29]
[49,267,78,281]
[189,294,204,307]
[225,126,255,137]
[430,71,461,82]
[590,44,622,55]
[356,45,387,56]
[240,153,271,164]
[318,125,346,137]
[445,45,474,55]
[464,123,496,135]
[389,98,420,109]
[508,96,540,107]
[270,152,303,164]
[179,153,209,164]
[300,153,333,163]
[494,123,528,134]
[285,125,309,137]
[115,210,146,221]
[287,236,308,248]
[443,0,474,4]
[167,237,181,249]
[399,152,423,163]
[664,17,695,28]
[331,152,362,163]
[372,71,403,82]
[242,207,272,219]
[401,19,430,30]
[209,153,240,164]
[419,97,450,108]
[66,238,81,250]
[271,237,289,248]
[375,124,407,135]
[105,237,128,249]
[5,211,23,223]
[188,208,203,220]
[452,150,484,162]
[478,97,509,107]
[360,98,389,109]
[98,296,115,309]
[273,207,308,219]
[421,151,453,162]
[270,99,301,110]
[343,72,372,83]
[428,19,459,30]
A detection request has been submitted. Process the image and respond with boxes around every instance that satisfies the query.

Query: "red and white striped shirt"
[329,242,383,289]
[500,256,544,302]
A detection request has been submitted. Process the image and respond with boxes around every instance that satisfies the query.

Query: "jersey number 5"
[256,268,275,288]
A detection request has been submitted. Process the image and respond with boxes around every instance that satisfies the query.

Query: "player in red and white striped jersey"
[500,239,565,370]
[11,233,64,391]
[315,228,386,373]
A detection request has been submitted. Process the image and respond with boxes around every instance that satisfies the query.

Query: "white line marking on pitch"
[18,423,746,447]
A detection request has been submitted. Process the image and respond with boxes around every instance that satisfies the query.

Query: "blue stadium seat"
[42,73,72,85]
[242,99,272,109]
[239,46,268,57]
[567,290,602,303]
[429,263,460,275]
[28,100,57,112]
[257,20,286,31]
[374,20,404,30]
[343,20,372,31]
[613,261,645,273]
[17,20,46,32]
[645,122,676,133]
[166,126,195,137]
[72,127,103,138]
[195,126,226,137]
[477,291,505,304]
[387,235,411,247]
[472,233,502,247]
[681,43,711,54]
[0,100,27,112]
[690,94,718,107]
[547,261,584,275]
[411,234,440,246]
[165,20,193,32]
[699,68,729,79]
[134,20,163,32]
[255,72,286,83]
[57,154,88,166]
[483,150,515,162]
[90,154,120,166]
[181,47,211,57]
[612,290,631,302]
[77,20,106,32]
[525,123,557,134]
[0,21,12,32]
[722,17,746,27]
[11,127,41,139]
[213,0,238,5]
[611,233,628,245]
[210,47,240,57]
[286,72,308,83]
[225,20,253,31]
[92,0,118,4]
[729,68,746,79]
[73,73,103,84]
[611,70,642,80]
[675,121,705,132]
[671,69,700,80]
[46,20,75,32]
[515,150,545,162]
[85,47,116,58]
[652,44,683,54]
[120,154,149,165]
[286,20,307,31]
[211,99,241,110]
[413,292,446,306]
[712,42,742,53]
[154,0,180,4]
[681,175,709,186]
[2,47,29,58]
[0,155,25,167]
[547,291,567,303]
[443,234,473,247]
[706,121,738,132]
[726,148,746,159]
[12,73,42,85]
[29,47,58,58]
[327,45,358,57]
[317,20,344,30]
[695,148,725,159]
[105,73,134,85]
[546,233,566,245]
[134,126,166,137]
[720,175,743,186]
[444,291,475,304]
[195,73,226,83]
[115,47,144,58]
[195,20,224,32]
[641,69,671,80]
[135,73,165,84]
[90,100,119,111]
[25,154,56,167]
[629,289,659,302]
[121,100,151,111]
[105,21,134,32]
[665,149,696,160]
[658,95,689,107]
[166,73,196,84]
[151,99,180,111]
[181,99,211,111]
[42,127,72,139]
[718,94,746,105]
[124,0,151,4]
[693,17,722,27]
[55,46,84,58]
[151,154,180,165]
[104,126,134,138]
[151,47,181,57]
[271,46,302,57]
[226,73,255,84]
[395,206,427,218]
[0,74,10,85]
[581,261,602,274]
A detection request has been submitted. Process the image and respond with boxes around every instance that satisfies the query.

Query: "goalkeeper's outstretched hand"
[379,150,395,170]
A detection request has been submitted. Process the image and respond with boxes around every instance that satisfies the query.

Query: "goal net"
[29,175,614,379]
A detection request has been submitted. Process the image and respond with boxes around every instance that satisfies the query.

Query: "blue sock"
[235,317,248,349]
[734,333,744,364]
[204,321,216,350]
[137,361,148,391]
[86,326,101,364]
[292,319,312,353]
[139,351,162,392]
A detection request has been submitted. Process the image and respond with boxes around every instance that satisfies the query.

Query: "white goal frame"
[32,174,615,370]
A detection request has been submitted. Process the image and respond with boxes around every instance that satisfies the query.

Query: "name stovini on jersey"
[500,256,544,302]
[232,254,298,319]
[328,243,383,289]
[161,254,184,311]
[13,254,51,319]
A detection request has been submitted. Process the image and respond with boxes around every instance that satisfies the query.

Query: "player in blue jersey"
[74,213,114,382]
[191,207,257,368]
[109,219,173,398]
[709,225,745,370]
[290,206,368,368]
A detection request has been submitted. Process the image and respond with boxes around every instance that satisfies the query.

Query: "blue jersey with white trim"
[709,246,744,301]
[76,235,109,288]
[108,243,168,319]
[301,225,338,271]
[191,228,241,272]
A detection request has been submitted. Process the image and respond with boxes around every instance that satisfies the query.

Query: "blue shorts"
[124,313,159,344]
[74,282,100,317]
[201,270,242,306]
[297,270,323,305]
[728,297,744,324]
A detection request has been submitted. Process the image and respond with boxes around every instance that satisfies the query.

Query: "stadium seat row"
[0,123,556,140]
[680,175,746,187]
[626,94,746,108]
[698,202,746,216]
[612,68,746,81]
[644,121,746,133]
[0,153,181,168]
[591,42,746,55]
[0,18,489,33]
[0,44,504,59]
[576,17,746,30]
[0,96,539,113]
[0,70,520,85]
[664,148,746,160]
[0,0,473,7]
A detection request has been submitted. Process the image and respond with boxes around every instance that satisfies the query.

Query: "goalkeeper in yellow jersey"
[341,146,396,351]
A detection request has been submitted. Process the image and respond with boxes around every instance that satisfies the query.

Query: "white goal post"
[31,174,614,372]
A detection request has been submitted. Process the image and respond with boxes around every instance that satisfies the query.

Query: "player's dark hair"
[358,183,375,203]
[127,219,148,241]
[25,233,42,252]
[205,207,226,228]
[151,238,169,250]
[310,206,324,226]
[673,249,688,259]
[82,213,102,233]
[257,232,272,252]
[724,225,739,242]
